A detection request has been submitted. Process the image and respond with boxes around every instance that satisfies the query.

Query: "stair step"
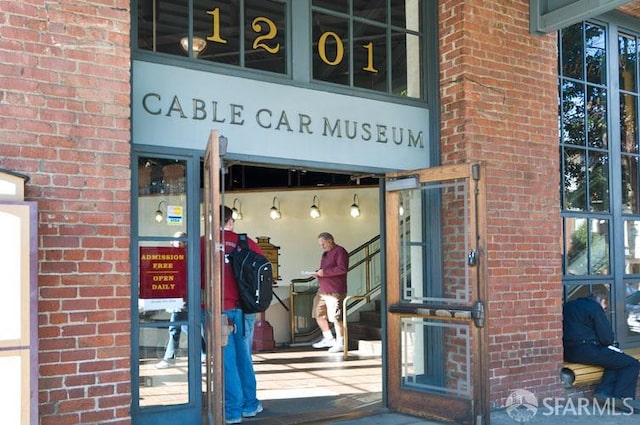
[357,340,382,356]
[347,323,381,340]
[358,310,381,326]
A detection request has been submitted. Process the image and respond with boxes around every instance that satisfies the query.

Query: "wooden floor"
[250,347,383,424]
[139,345,383,424]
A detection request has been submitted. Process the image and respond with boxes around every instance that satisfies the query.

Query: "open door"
[203,130,225,425]
[384,163,489,425]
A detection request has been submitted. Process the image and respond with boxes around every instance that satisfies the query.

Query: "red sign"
[139,246,187,299]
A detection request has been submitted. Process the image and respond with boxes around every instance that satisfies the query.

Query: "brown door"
[203,131,225,425]
[384,163,489,425]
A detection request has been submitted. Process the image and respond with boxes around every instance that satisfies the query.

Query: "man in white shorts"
[311,232,349,353]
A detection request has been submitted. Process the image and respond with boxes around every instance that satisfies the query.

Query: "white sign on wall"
[132,61,431,172]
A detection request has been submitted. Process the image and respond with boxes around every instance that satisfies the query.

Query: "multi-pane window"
[135,0,425,99]
[137,0,287,73]
[559,22,611,282]
[559,21,640,342]
[311,0,422,97]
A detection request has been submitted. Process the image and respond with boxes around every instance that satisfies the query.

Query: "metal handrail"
[342,284,382,359]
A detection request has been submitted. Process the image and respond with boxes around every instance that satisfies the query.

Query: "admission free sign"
[139,246,187,299]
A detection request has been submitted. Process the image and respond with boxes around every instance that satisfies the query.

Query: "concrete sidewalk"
[326,407,640,425]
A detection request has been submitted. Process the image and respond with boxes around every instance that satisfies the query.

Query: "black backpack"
[230,233,273,313]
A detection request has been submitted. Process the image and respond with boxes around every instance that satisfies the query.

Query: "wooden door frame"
[203,130,224,425]
[384,162,489,425]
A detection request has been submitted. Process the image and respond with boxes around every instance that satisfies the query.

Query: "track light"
[155,200,167,223]
[270,197,281,220]
[310,195,320,219]
[350,194,360,218]
[232,198,243,220]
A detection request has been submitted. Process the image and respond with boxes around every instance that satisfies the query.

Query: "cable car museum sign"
[133,61,430,172]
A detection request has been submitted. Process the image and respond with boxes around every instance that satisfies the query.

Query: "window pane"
[312,12,349,86]
[138,326,190,407]
[244,0,287,73]
[391,0,421,31]
[353,0,385,22]
[625,282,640,335]
[564,283,613,325]
[561,23,584,80]
[401,318,472,398]
[354,22,387,92]
[625,221,640,272]
[313,0,348,13]
[565,217,588,275]
[563,148,586,211]
[620,93,638,154]
[564,218,610,275]
[621,155,640,213]
[561,81,586,146]
[589,151,609,212]
[585,23,606,85]
[198,1,241,65]
[138,158,187,237]
[392,32,421,98]
[619,34,637,92]
[138,0,189,56]
[589,218,609,274]
[587,85,607,149]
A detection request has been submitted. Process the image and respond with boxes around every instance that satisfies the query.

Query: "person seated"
[563,291,640,413]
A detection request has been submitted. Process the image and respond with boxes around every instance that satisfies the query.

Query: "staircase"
[346,299,382,356]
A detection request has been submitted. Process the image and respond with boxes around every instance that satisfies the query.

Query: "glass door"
[384,163,489,425]
[132,150,204,424]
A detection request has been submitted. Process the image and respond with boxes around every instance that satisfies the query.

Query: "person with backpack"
[311,232,349,354]
[219,205,265,423]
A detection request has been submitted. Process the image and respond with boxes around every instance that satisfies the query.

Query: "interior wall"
[224,186,380,344]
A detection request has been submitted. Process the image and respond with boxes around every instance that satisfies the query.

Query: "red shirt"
[318,244,349,294]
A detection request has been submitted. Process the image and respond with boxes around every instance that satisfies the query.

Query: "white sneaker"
[155,359,175,369]
[242,402,263,418]
[312,338,336,349]
[328,344,344,353]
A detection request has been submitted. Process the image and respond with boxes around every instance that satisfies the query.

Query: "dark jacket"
[562,296,614,347]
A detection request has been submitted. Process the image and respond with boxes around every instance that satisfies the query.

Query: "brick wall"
[439,0,564,406]
[0,1,132,424]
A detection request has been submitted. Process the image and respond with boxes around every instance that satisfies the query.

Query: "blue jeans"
[163,310,206,360]
[244,313,256,354]
[224,308,260,420]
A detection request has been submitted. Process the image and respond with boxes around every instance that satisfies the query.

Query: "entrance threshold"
[203,346,382,425]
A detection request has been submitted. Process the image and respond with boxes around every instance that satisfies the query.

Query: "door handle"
[468,249,478,266]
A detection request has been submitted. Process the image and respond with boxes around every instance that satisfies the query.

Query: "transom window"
[135,0,425,99]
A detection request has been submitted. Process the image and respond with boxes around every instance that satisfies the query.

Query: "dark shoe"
[624,398,640,414]
[593,392,609,404]
[612,398,640,414]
